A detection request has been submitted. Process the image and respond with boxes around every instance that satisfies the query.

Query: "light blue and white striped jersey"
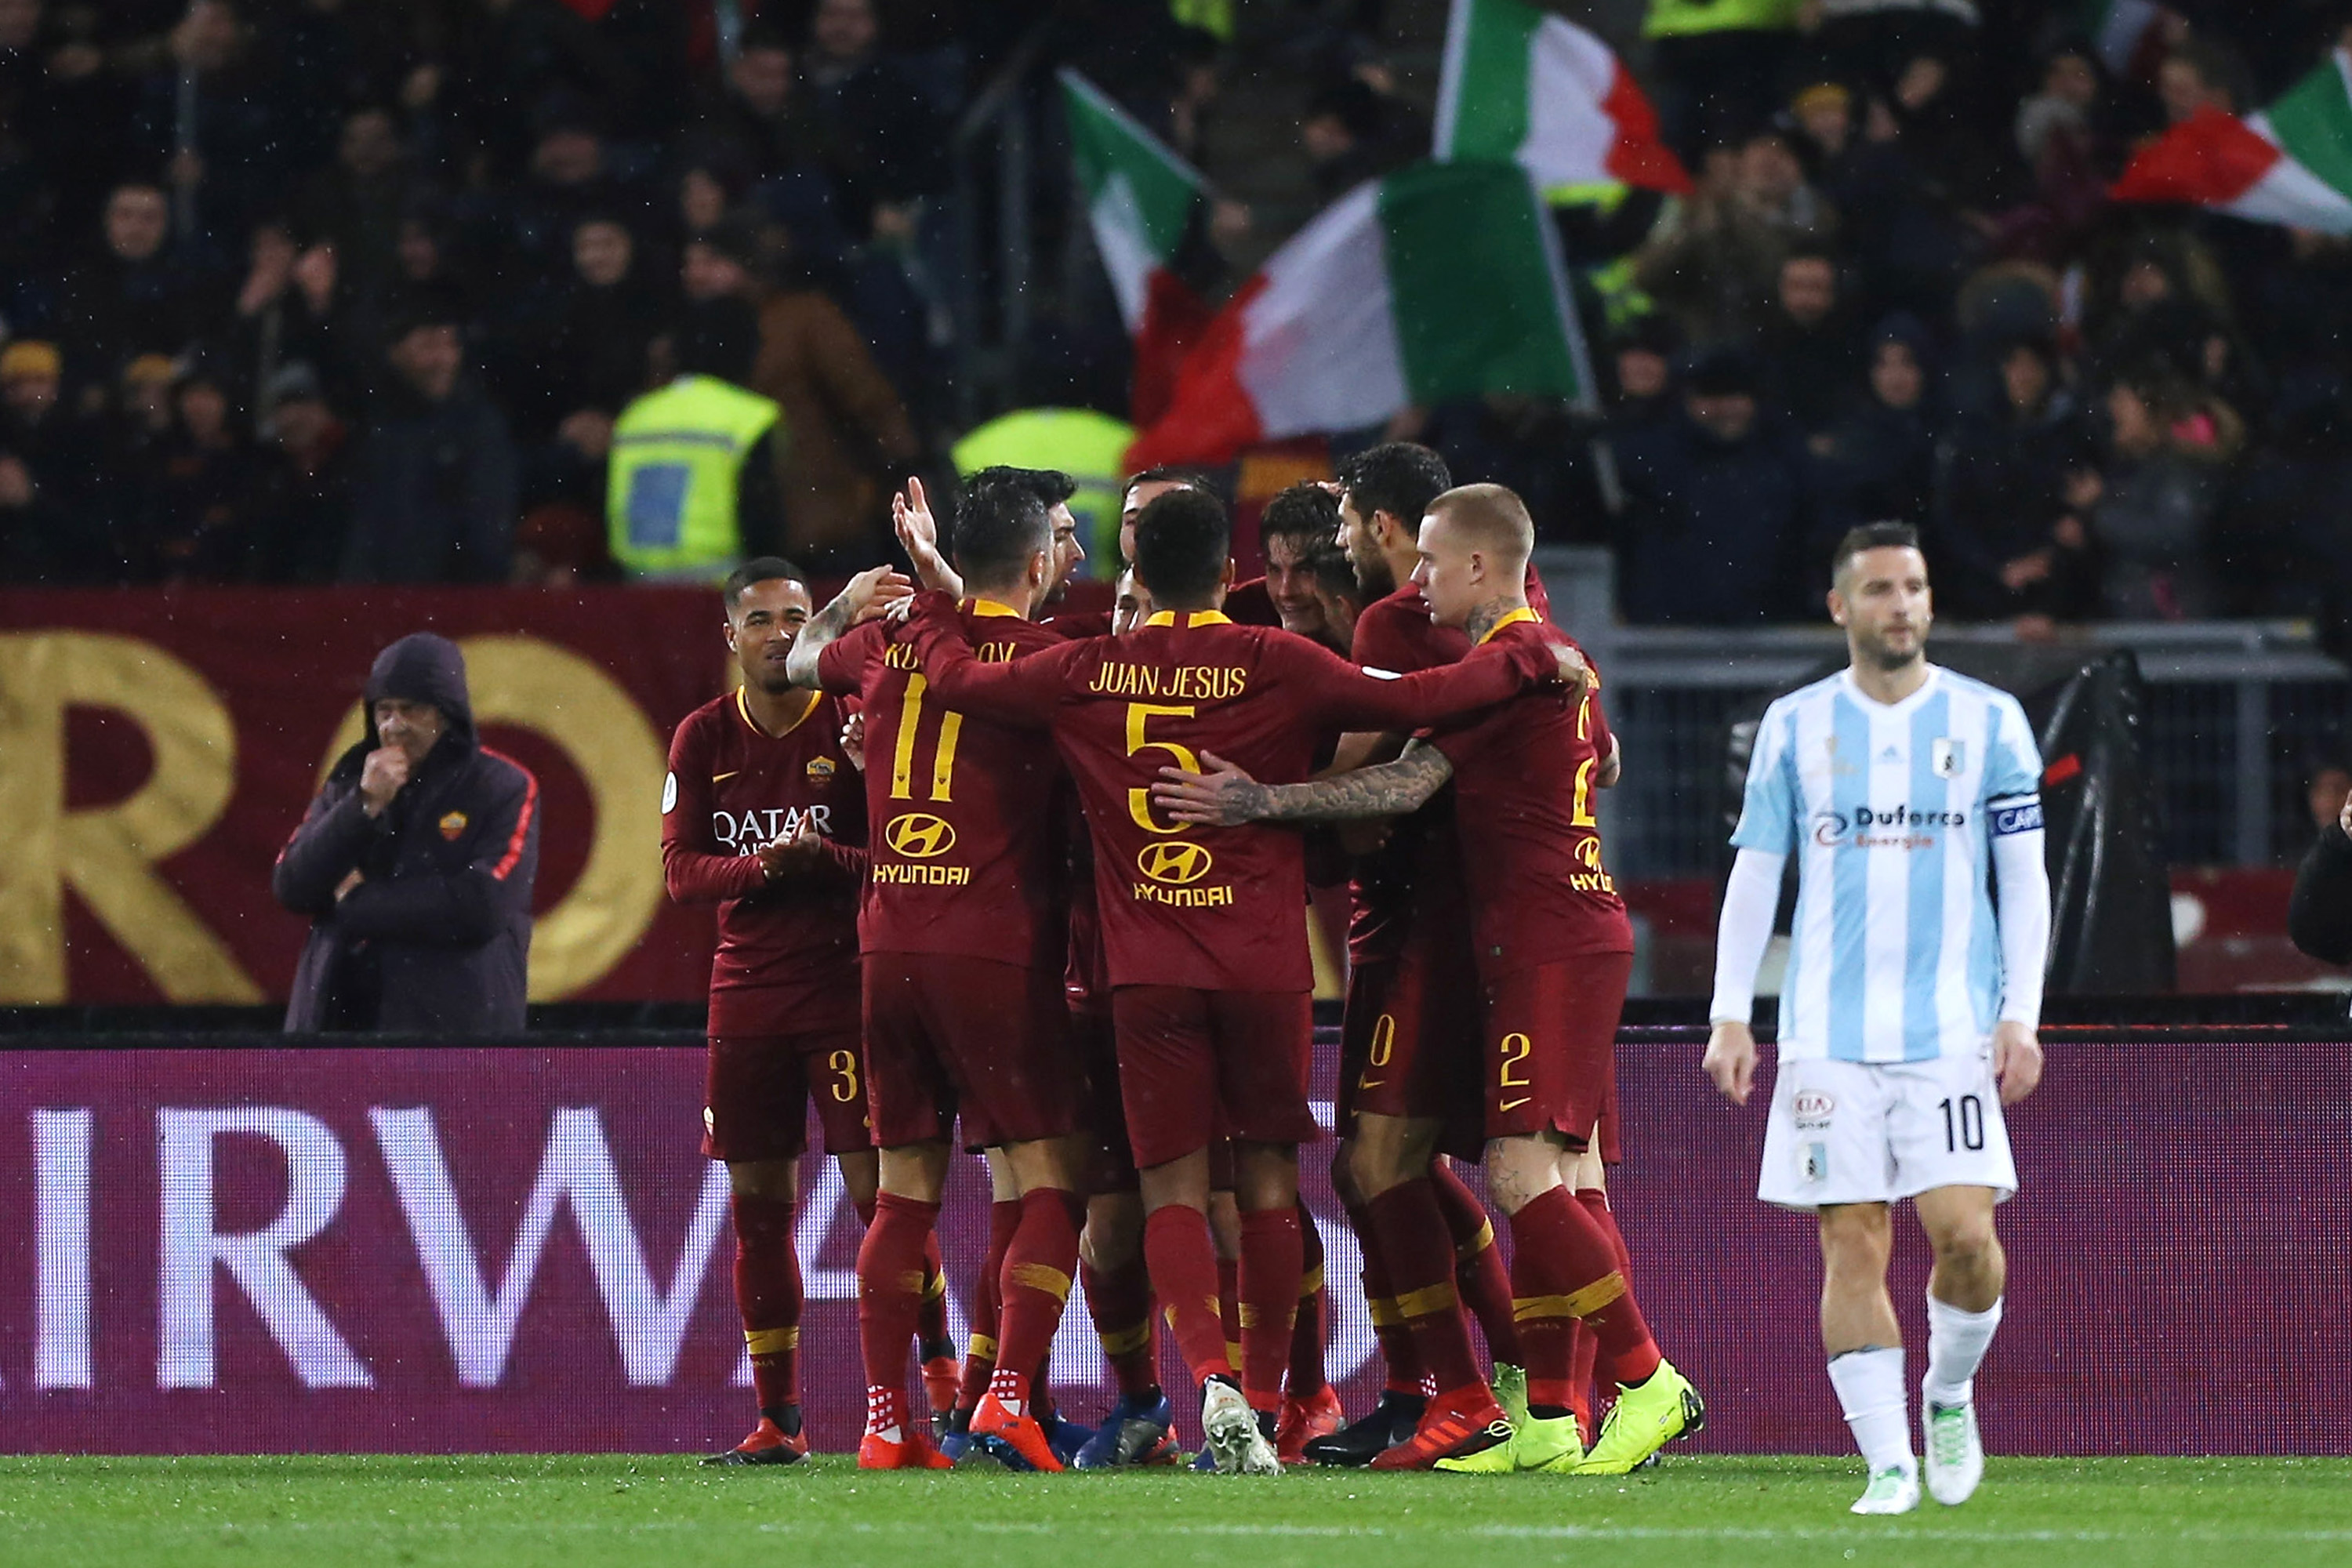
[1731,665,2044,1064]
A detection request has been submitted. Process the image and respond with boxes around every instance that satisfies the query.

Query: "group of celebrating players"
[659,440,2050,1515]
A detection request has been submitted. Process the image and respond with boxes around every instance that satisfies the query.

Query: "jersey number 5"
[1126,702,1199,833]
[891,673,964,803]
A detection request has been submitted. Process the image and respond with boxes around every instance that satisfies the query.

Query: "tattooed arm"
[1152,742,1455,827]
[785,564,911,688]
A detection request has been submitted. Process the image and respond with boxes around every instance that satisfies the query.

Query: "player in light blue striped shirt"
[1706,524,2049,1517]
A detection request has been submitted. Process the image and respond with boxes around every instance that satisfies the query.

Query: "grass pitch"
[2,1454,2346,1568]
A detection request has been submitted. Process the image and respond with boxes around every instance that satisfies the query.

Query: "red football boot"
[858,1427,955,1470]
[702,1417,809,1467]
[1274,1386,1345,1464]
[1367,1384,1514,1472]
[971,1392,1067,1473]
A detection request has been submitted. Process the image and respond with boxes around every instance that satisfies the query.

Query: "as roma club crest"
[439,811,469,840]
[807,757,838,782]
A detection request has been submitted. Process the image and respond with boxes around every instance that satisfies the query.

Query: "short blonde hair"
[1426,482,1534,560]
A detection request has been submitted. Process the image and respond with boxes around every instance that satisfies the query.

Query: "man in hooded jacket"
[273,633,540,1032]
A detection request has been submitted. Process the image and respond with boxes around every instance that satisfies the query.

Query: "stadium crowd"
[0,1,2347,636]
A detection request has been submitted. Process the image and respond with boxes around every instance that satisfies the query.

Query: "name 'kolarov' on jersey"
[1731,664,2044,1065]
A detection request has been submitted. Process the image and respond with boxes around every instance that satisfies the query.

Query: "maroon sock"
[1365,1178,1484,1397]
[1577,1188,1631,1391]
[1143,1206,1235,1387]
[1567,1319,1599,1439]
[1083,1251,1161,1400]
[1031,1352,1056,1422]
[1236,1206,1303,1411]
[987,1189,1084,1413]
[959,1197,1022,1411]
[1216,1254,1243,1370]
[731,1192,802,1418]
[1508,1187,1660,1408]
[1287,1196,1328,1399]
[1433,1162,1523,1367]
[1345,1195,1424,1395]
[916,1229,952,1353]
[855,1192,941,1412]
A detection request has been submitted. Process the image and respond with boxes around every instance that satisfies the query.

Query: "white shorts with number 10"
[1757,1045,2018,1210]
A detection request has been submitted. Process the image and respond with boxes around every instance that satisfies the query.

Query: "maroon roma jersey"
[815,601,1070,971]
[1426,612,1632,978]
[662,687,866,1035]
[906,593,1559,992]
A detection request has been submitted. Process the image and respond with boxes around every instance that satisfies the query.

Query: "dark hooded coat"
[271,633,539,1033]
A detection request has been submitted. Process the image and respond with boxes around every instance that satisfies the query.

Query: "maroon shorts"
[862,952,1082,1151]
[1110,986,1318,1170]
[1339,939,1484,1156]
[703,1030,870,1162]
[1476,953,1633,1145]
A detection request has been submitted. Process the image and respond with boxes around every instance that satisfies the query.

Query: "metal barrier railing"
[1535,548,2352,878]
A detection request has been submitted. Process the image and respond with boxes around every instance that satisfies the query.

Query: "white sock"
[1827,1347,1914,1478]
[1923,1294,2002,1410]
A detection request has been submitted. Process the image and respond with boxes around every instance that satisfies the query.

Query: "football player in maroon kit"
[784,474,1098,1472]
[892,469,1196,1470]
[1296,445,1537,1469]
[662,558,953,1465]
[1152,484,1705,1477]
[882,470,1098,1460]
[902,486,1581,1475]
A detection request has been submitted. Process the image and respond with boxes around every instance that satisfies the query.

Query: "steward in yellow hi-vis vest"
[608,299,785,581]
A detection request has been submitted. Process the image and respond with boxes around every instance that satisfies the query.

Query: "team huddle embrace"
[659,443,2048,1514]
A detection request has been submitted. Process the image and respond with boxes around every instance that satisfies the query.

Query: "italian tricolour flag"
[1433,0,1690,198]
[2111,50,2352,234]
[1125,162,1592,469]
[1058,70,1219,425]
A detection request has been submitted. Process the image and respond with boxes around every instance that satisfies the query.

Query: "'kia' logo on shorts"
[1792,1090,1835,1124]
[884,812,956,858]
[1136,840,1213,885]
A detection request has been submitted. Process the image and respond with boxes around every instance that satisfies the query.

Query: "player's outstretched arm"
[1152,742,1454,827]
[785,564,913,688]
[892,476,965,597]
[1298,630,1587,734]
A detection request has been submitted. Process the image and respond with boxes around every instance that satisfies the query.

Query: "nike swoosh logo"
[1357,1077,1385,1090]
[1498,1096,1531,1112]
[712,771,740,783]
